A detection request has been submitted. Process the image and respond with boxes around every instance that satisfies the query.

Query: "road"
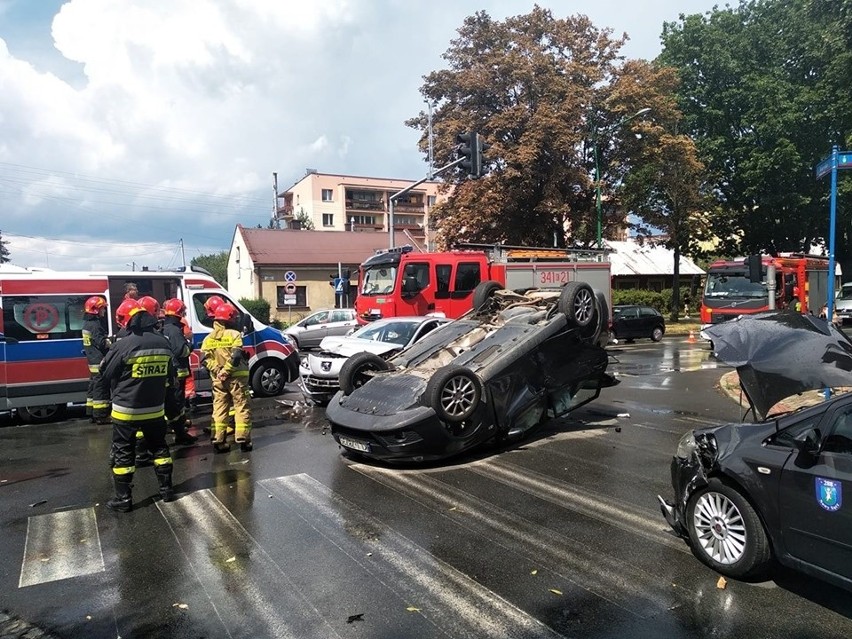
[1,337,850,639]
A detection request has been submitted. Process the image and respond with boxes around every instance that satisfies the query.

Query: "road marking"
[19,508,104,588]
[261,474,564,639]
[158,490,343,639]
[474,461,689,554]
[353,464,683,617]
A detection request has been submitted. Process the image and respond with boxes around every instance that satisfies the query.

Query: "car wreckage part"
[472,280,503,312]
[339,352,393,395]
[558,282,596,334]
[686,478,772,579]
[423,364,483,423]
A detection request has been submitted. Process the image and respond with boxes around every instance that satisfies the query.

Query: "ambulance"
[0,265,299,422]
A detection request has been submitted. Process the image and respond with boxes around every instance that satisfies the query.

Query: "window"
[194,293,243,329]
[349,215,377,225]
[454,262,482,292]
[427,195,437,207]
[394,215,420,226]
[321,189,333,202]
[322,213,334,227]
[276,285,307,309]
[824,407,852,454]
[332,310,354,322]
[436,265,452,295]
[2,295,87,342]
[402,262,430,290]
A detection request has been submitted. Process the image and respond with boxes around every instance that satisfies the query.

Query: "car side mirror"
[794,427,822,457]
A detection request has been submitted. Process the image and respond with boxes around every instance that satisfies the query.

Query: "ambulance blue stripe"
[4,340,86,362]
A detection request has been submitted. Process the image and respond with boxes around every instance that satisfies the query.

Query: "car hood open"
[705,310,852,418]
[318,335,402,358]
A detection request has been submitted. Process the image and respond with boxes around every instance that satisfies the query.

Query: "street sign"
[284,270,297,282]
[840,152,852,170]
[283,294,297,305]
[816,157,833,180]
[284,282,297,294]
[334,277,344,293]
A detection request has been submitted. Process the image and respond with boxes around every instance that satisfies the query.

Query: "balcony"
[276,204,294,219]
[345,199,385,212]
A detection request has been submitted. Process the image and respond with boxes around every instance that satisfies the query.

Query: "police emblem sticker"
[815,477,842,512]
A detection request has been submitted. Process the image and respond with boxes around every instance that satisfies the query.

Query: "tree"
[659,0,852,269]
[191,251,228,287]
[408,7,657,249]
[0,230,9,264]
[294,207,315,231]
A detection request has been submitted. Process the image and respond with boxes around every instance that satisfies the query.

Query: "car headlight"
[299,358,310,371]
[676,431,697,459]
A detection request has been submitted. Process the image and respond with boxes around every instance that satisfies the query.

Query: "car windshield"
[352,320,418,345]
[837,287,852,301]
[361,265,397,296]
[704,273,768,300]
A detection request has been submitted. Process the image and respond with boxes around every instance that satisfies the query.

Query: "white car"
[834,283,852,325]
[299,316,450,405]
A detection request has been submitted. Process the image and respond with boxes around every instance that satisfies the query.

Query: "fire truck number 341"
[538,271,570,285]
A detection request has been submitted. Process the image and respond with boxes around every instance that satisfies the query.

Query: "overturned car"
[326,281,617,463]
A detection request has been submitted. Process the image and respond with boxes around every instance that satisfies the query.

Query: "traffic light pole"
[389,156,465,249]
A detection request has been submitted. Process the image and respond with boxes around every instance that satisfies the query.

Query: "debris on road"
[549,588,563,595]
[346,613,364,623]
[29,499,47,508]
[716,576,728,589]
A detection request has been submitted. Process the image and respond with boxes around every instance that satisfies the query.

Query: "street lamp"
[594,107,651,249]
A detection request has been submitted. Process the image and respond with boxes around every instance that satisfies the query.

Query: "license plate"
[338,436,370,453]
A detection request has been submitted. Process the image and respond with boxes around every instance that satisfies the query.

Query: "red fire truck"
[354,243,611,323]
[700,254,833,330]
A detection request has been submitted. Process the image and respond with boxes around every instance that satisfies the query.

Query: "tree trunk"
[671,246,681,323]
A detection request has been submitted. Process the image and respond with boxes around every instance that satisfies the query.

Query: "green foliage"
[191,251,228,287]
[613,287,697,316]
[294,207,315,231]
[239,297,270,324]
[0,229,10,263]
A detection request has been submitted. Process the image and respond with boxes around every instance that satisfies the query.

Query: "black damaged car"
[659,311,852,590]
[326,281,617,463]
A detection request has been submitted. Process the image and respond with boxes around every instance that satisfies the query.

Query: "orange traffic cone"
[687,330,697,344]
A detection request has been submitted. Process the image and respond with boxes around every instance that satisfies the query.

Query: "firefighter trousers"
[211,376,252,444]
[110,418,173,490]
[87,368,110,421]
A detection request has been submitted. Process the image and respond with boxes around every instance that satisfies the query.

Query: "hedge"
[612,287,698,316]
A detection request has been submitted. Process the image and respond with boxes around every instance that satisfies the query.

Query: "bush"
[239,297,271,324]
[612,287,696,317]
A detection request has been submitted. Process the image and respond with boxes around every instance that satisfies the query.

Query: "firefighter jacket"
[82,314,110,372]
[161,316,192,379]
[100,311,179,423]
[201,321,249,379]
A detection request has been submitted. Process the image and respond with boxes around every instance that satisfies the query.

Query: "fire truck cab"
[355,243,611,323]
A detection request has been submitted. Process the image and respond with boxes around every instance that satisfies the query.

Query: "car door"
[638,307,661,338]
[327,309,358,339]
[615,306,640,338]
[300,311,331,349]
[778,401,852,578]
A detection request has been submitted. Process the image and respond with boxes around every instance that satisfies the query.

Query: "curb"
[719,370,849,415]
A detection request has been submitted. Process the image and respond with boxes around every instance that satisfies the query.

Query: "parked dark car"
[612,304,665,342]
[659,312,852,591]
[326,281,617,463]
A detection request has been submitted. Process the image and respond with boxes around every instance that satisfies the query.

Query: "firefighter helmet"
[203,295,225,316]
[163,298,186,317]
[115,299,141,328]
[84,296,107,314]
[137,296,160,317]
[213,303,239,322]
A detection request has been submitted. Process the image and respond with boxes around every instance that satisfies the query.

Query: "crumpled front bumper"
[657,453,707,539]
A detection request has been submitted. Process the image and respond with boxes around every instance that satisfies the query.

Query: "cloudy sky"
[0,0,720,271]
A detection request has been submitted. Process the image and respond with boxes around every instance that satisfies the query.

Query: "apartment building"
[274,170,449,245]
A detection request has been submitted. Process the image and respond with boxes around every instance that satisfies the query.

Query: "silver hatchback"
[284,308,358,350]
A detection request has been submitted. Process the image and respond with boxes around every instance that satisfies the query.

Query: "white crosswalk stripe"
[19,508,104,588]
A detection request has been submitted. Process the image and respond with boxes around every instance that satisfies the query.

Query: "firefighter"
[203,295,225,321]
[201,303,252,453]
[100,299,177,511]
[161,298,198,445]
[82,296,111,424]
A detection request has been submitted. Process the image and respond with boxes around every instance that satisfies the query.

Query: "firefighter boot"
[107,476,133,513]
[155,465,176,502]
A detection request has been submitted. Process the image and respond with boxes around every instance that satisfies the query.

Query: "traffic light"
[456,132,486,178]
[746,254,762,283]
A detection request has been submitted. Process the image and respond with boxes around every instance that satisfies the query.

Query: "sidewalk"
[718,370,849,415]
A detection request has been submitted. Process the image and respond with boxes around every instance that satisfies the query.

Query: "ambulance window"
[436,265,452,295]
[194,293,242,329]
[455,263,482,292]
[2,295,87,342]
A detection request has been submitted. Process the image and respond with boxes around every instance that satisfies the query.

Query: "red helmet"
[163,298,186,317]
[84,296,107,314]
[115,299,141,328]
[203,295,225,316]
[213,303,238,322]
[137,296,160,317]
[180,317,193,339]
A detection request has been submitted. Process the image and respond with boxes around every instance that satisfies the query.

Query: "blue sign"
[816,157,833,180]
[334,277,344,294]
[284,270,297,282]
[840,153,852,170]
[815,477,842,512]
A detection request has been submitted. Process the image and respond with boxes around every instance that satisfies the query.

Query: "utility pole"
[179,238,186,268]
[272,172,280,229]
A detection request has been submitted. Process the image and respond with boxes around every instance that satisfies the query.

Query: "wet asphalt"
[1,337,851,639]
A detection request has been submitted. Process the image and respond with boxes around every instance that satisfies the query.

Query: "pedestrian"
[99,299,177,511]
[161,298,198,445]
[201,303,252,453]
[82,295,111,424]
[124,282,139,300]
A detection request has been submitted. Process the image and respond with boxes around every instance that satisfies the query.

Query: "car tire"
[424,364,482,423]
[339,352,392,395]
[558,282,597,336]
[16,404,67,424]
[686,478,772,579]
[472,280,503,312]
[651,326,665,342]
[251,360,286,397]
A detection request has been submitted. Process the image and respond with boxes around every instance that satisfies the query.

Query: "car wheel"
[251,361,286,397]
[651,326,665,342]
[686,478,772,579]
[424,365,482,423]
[558,282,597,335]
[339,352,392,395]
[16,404,67,424]
[472,280,503,312]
